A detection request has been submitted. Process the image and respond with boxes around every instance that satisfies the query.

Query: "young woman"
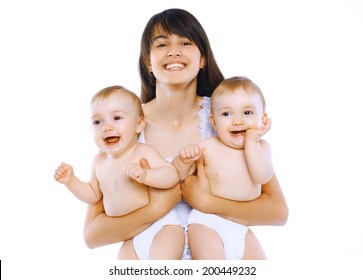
[83,8,288,260]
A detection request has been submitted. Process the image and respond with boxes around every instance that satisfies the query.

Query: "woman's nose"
[167,45,182,57]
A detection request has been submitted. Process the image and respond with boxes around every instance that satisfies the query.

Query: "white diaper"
[132,209,182,260]
[187,209,249,260]
[175,200,193,260]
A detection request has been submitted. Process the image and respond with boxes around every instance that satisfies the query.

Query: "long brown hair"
[139,8,224,103]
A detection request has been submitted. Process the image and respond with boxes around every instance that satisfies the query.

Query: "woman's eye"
[181,41,192,46]
[156,43,168,48]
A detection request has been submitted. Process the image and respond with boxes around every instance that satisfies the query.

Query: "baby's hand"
[246,118,271,143]
[179,144,206,164]
[54,162,74,185]
[126,163,147,184]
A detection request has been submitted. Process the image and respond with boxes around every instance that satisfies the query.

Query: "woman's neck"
[142,83,203,158]
[147,84,202,128]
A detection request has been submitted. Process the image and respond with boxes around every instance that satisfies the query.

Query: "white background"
[1,0,363,278]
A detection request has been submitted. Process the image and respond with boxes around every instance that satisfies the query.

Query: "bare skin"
[83,28,288,259]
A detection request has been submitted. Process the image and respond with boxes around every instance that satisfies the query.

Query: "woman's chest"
[144,120,200,158]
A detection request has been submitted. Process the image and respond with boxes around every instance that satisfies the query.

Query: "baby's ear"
[209,114,217,130]
[262,113,268,125]
[136,116,146,133]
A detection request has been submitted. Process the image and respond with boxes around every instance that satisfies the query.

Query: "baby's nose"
[232,118,244,126]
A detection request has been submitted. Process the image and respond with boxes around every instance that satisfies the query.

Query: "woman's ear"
[136,116,146,133]
[146,58,153,73]
[200,57,206,70]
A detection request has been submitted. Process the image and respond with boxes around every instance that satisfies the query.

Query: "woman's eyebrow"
[152,34,168,43]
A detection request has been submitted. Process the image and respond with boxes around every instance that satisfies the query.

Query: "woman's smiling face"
[149,31,205,87]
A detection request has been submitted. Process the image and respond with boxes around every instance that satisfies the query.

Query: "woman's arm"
[182,158,288,226]
[84,183,181,248]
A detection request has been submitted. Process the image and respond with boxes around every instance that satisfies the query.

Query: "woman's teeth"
[165,63,185,70]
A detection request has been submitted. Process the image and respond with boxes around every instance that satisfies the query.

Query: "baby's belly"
[210,177,261,201]
[103,186,149,217]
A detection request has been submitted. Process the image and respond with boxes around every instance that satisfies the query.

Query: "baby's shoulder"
[133,143,162,160]
[199,136,219,147]
[134,142,156,153]
[93,150,107,161]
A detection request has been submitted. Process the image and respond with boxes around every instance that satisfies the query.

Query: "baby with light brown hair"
[173,76,273,259]
[54,85,184,260]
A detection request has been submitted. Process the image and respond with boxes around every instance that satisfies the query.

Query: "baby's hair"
[91,85,144,117]
[211,76,266,113]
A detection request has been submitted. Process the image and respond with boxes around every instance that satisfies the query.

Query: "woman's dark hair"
[139,8,224,103]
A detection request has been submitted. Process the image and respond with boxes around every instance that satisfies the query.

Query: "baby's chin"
[220,137,245,150]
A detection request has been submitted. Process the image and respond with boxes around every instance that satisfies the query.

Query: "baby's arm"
[244,120,274,184]
[172,144,206,181]
[125,145,179,189]
[54,162,102,204]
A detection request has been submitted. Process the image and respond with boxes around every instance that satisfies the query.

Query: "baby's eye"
[244,111,253,115]
[222,112,231,117]
[93,120,101,125]
[114,116,122,120]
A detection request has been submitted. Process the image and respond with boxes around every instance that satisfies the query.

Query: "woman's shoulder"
[142,99,156,116]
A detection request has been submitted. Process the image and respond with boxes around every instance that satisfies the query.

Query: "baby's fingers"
[187,146,198,158]
[180,148,194,159]
[193,147,206,160]
[54,163,69,179]
[181,145,202,159]
[126,163,140,178]
[127,166,145,183]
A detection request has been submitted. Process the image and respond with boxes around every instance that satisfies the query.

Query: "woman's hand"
[140,159,181,213]
[148,183,181,215]
[182,158,288,226]
[83,159,181,249]
[181,157,215,214]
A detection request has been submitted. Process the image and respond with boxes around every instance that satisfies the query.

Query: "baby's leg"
[149,225,185,259]
[188,223,225,259]
[117,239,139,260]
[243,229,267,260]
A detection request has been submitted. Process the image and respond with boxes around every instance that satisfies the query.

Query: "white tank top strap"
[198,96,217,140]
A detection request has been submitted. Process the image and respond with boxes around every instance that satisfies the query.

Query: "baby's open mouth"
[231,130,246,136]
[104,136,120,145]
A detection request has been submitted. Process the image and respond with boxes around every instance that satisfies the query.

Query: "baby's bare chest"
[95,155,142,195]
